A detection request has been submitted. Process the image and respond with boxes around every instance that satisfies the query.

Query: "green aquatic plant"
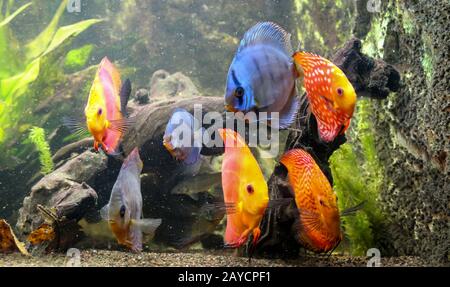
[293,0,354,56]
[330,100,386,255]
[64,44,94,72]
[0,0,102,168]
[28,127,54,174]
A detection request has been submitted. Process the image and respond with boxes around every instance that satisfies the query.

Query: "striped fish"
[280,149,342,253]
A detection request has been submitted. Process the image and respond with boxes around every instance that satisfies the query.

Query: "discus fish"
[280,148,341,253]
[101,148,162,252]
[163,108,205,165]
[218,128,269,248]
[293,52,356,142]
[224,22,300,129]
[64,57,133,155]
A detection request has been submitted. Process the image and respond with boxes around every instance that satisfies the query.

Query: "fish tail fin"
[134,218,162,239]
[120,78,132,117]
[239,22,292,55]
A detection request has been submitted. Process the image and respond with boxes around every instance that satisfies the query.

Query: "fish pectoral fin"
[296,209,323,234]
[133,218,162,237]
[108,117,136,134]
[62,116,90,137]
[99,204,109,221]
[200,202,237,215]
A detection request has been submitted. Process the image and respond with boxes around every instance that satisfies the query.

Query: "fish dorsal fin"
[120,78,132,117]
[280,148,313,172]
[218,128,247,149]
[238,22,292,55]
[100,204,109,221]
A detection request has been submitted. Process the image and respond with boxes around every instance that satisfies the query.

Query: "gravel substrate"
[0,250,435,267]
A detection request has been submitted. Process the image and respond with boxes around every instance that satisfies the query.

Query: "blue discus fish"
[163,108,205,165]
[224,22,300,129]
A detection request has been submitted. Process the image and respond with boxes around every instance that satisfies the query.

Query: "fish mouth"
[163,140,175,155]
[109,221,131,248]
[225,104,238,112]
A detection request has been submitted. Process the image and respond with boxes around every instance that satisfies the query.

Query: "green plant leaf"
[42,18,104,57]
[25,0,68,61]
[0,2,32,28]
[0,58,40,101]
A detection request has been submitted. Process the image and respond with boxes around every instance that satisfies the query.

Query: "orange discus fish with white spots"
[293,52,357,142]
[280,148,342,253]
[64,57,133,155]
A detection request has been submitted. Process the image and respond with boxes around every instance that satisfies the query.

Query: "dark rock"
[134,88,150,105]
[16,151,106,235]
[149,70,200,100]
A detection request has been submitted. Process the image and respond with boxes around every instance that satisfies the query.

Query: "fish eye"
[234,87,245,98]
[319,199,325,206]
[97,108,103,115]
[246,184,254,194]
[337,88,344,96]
[119,205,126,218]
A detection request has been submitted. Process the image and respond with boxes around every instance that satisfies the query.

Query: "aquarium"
[0,0,448,270]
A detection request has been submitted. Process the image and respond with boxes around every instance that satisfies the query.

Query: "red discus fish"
[293,52,357,142]
[65,57,133,155]
[280,148,342,253]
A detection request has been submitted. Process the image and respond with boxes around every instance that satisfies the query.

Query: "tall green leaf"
[42,19,104,57]
[0,2,32,28]
[25,0,68,60]
[0,58,40,102]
